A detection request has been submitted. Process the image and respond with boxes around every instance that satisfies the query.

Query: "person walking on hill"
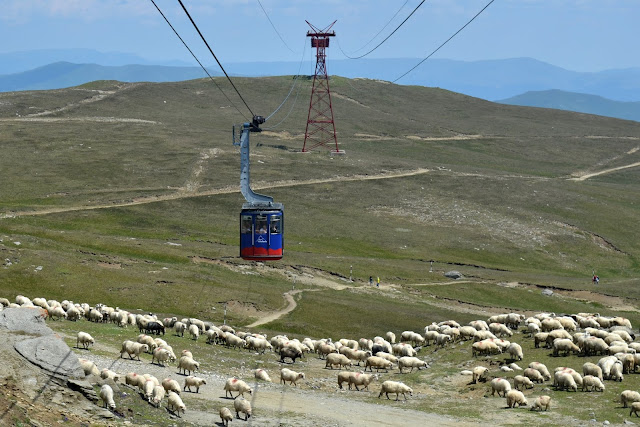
[369,276,373,286]
[376,276,380,288]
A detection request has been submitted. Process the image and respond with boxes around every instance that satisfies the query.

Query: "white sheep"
[137,334,157,352]
[224,378,253,397]
[177,356,199,375]
[76,332,95,349]
[325,353,353,370]
[621,390,640,408]
[365,356,393,373]
[167,391,186,417]
[491,378,511,397]
[49,306,67,321]
[100,369,120,382]
[500,366,513,373]
[280,368,305,386]
[582,375,605,392]
[142,379,155,402]
[254,368,272,382]
[552,338,580,356]
[506,343,524,361]
[161,378,181,395]
[220,407,233,426]
[347,372,376,391]
[489,322,513,338]
[151,348,174,366]
[582,362,603,381]
[554,372,578,392]
[598,356,618,379]
[233,397,252,421]
[125,372,145,388]
[385,331,396,344]
[120,340,149,361]
[78,358,100,376]
[528,362,551,380]
[188,324,200,341]
[398,356,427,373]
[506,389,528,408]
[513,375,534,390]
[508,363,523,371]
[378,380,412,401]
[435,333,451,347]
[151,385,165,408]
[530,395,551,411]
[472,366,489,384]
[99,384,116,410]
[610,360,624,382]
[184,376,206,393]
[174,321,186,337]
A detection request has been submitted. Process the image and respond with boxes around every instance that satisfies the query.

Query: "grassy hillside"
[0,76,639,333]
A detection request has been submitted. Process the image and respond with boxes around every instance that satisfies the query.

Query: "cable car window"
[241,216,252,234]
[270,215,282,234]
[255,215,268,234]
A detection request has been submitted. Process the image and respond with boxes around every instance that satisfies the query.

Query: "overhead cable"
[265,38,307,122]
[177,0,256,118]
[257,0,297,54]
[394,0,496,83]
[341,0,426,60]
[149,0,248,120]
[337,0,409,56]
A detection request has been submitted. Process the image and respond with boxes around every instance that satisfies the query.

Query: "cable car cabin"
[240,208,283,261]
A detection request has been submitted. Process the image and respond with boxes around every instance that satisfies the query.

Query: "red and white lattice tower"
[302,20,342,153]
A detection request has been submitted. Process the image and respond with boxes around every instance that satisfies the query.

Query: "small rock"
[604,421,610,425]
[444,271,463,279]
[542,289,554,296]
[97,409,115,419]
[624,420,636,425]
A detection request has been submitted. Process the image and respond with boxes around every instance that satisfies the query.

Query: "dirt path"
[569,161,640,181]
[246,290,304,328]
[1,168,431,219]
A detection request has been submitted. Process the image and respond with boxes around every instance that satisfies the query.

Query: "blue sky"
[1,0,638,72]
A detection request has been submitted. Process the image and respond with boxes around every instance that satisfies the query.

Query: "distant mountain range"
[498,90,640,123]
[1,49,640,122]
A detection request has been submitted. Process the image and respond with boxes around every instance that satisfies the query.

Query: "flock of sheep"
[3,293,640,423]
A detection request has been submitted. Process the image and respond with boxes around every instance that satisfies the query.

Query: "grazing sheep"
[125,372,145,388]
[472,366,489,384]
[554,372,578,392]
[233,397,252,421]
[530,395,551,411]
[254,368,272,382]
[459,326,478,341]
[174,321,186,337]
[622,390,640,408]
[378,381,412,401]
[220,406,233,426]
[528,362,551,380]
[582,362,603,381]
[280,368,305,386]
[522,368,544,384]
[137,334,157,352]
[598,356,619,379]
[347,372,376,391]
[471,340,501,357]
[76,332,95,349]
[610,361,624,382]
[582,375,605,392]
[365,356,393,373]
[508,363,523,371]
[167,391,186,417]
[514,375,534,390]
[491,378,512,397]
[631,401,640,417]
[162,378,181,395]
[151,348,175,366]
[375,352,398,364]
[49,306,67,321]
[150,385,165,407]
[552,338,580,356]
[435,333,451,347]
[398,356,427,373]
[489,322,513,338]
[385,331,396,344]
[99,384,116,410]
[120,340,149,361]
[142,379,155,402]
[100,369,120,382]
[184,376,206,393]
[534,332,550,348]
[224,378,253,398]
[506,343,524,361]
[78,358,100,376]
[177,356,200,376]
[188,324,200,341]
[506,389,528,408]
